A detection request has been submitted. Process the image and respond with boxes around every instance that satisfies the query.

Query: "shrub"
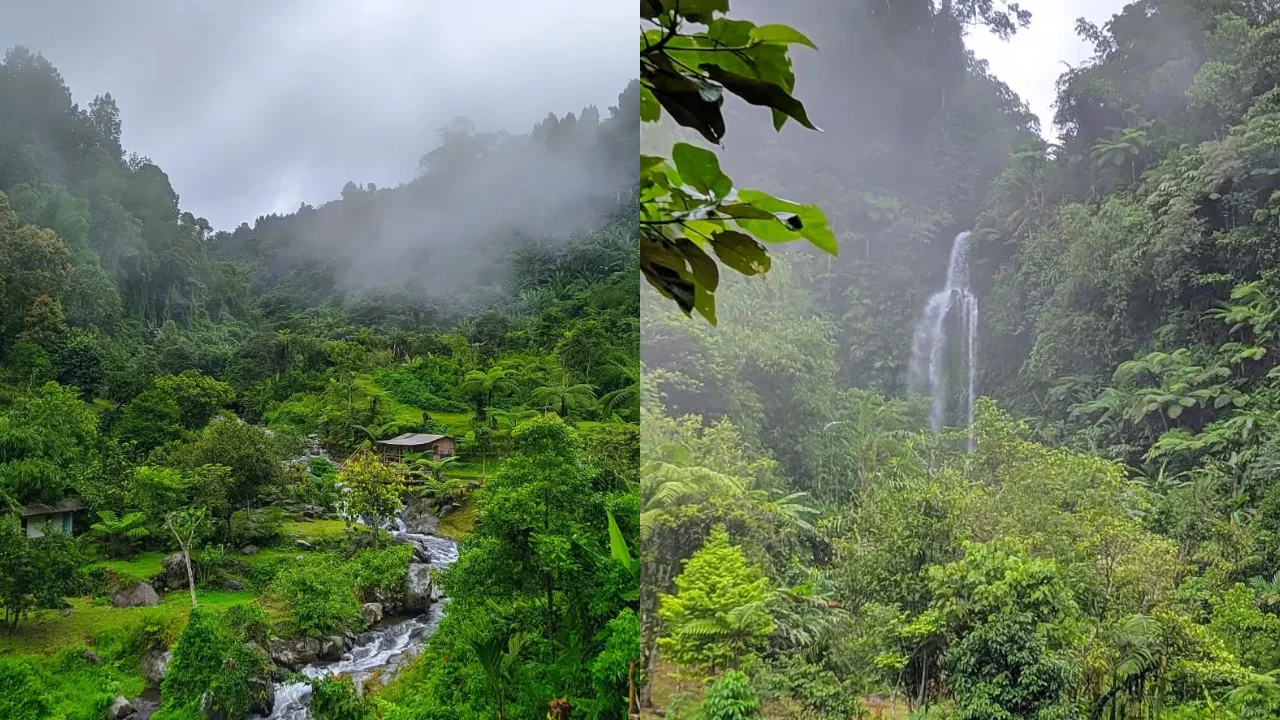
[350,543,414,604]
[269,553,360,636]
[223,602,271,647]
[230,506,287,546]
[700,671,761,720]
[311,675,375,720]
[0,656,52,720]
[156,608,271,720]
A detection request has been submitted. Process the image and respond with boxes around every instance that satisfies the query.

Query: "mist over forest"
[0,12,640,715]
[641,1,1280,718]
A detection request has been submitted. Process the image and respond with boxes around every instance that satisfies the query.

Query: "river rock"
[224,580,243,591]
[240,545,258,555]
[361,602,383,626]
[319,635,344,661]
[162,553,189,590]
[404,563,433,611]
[268,636,320,668]
[106,695,134,720]
[141,648,171,686]
[112,582,160,608]
[60,607,73,618]
[295,539,313,550]
[247,674,274,716]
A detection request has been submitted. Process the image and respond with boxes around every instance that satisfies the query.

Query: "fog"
[0,0,634,231]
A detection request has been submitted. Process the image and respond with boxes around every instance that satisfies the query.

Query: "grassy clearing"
[437,496,478,540]
[282,519,348,542]
[94,551,167,581]
[0,589,255,656]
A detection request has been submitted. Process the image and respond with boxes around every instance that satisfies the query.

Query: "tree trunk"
[183,546,198,608]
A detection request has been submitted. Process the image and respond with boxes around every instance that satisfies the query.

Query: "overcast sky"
[0,0,634,231]
[967,0,1129,139]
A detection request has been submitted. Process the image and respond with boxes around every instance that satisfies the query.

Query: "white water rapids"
[909,230,979,451]
[257,528,458,720]
[253,437,460,719]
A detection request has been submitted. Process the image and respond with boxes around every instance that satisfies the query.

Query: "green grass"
[94,551,166,581]
[437,496,478,540]
[0,589,256,656]
[282,519,348,542]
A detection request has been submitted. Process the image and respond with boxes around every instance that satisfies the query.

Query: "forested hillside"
[641,1,1280,718]
[0,45,639,720]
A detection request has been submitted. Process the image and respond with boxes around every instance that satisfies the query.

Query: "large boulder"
[361,602,383,627]
[112,582,160,608]
[141,648,172,686]
[318,635,344,661]
[267,636,320,668]
[404,563,433,611]
[105,696,134,720]
[162,553,189,590]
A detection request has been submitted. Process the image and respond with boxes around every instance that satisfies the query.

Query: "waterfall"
[909,231,979,451]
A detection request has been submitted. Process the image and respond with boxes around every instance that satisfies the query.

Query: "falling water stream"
[909,230,979,451]
[252,437,460,719]
[256,525,458,720]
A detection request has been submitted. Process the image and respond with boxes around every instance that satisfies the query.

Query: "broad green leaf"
[678,237,720,293]
[640,86,661,123]
[606,510,636,569]
[646,63,726,143]
[640,154,666,172]
[672,142,733,198]
[700,64,819,132]
[749,24,818,49]
[736,190,838,254]
[693,285,717,325]
[711,230,771,276]
[718,203,777,220]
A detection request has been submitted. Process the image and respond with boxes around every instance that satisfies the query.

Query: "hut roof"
[375,433,451,447]
[21,499,86,517]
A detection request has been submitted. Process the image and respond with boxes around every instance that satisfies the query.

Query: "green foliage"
[0,519,84,629]
[268,553,360,635]
[350,543,413,604]
[698,670,760,720]
[0,381,99,505]
[88,509,150,559]
[659,525,774,674]
[156,607,271,720]
[154,370,235,429]
[311,675,375,720]
[339,447,404,533]
[639,1,834,323]
[0,656,51,720]
[229,506,286,545]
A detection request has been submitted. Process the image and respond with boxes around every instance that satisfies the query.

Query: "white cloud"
[966,0,1128,138]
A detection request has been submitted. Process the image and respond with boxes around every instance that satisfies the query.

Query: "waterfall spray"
[909,231,978,451]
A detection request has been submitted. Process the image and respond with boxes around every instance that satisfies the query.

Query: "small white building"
[20,499,85,538]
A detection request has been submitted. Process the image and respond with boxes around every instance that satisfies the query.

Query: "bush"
[700,671,761,720]
[0,657,52,720]
[156,608,271,720]
[230,506,287,545]
[194,543,236,588]
[92,610,181,665]
[350,543,414,604]
[223,602,271,647]
[311,675,375,720]
[269,553,360,636]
